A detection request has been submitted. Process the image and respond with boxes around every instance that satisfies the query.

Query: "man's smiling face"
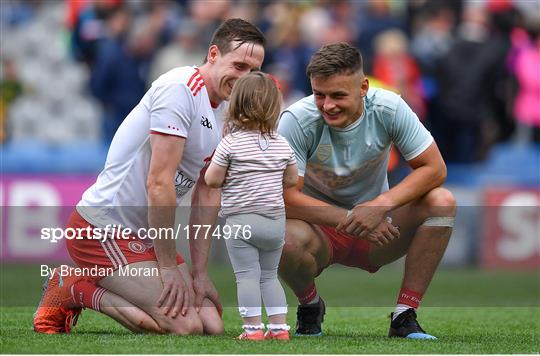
[210,41,264,102]
[311,71,369,128]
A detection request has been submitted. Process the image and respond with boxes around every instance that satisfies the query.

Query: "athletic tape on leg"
[421,216,455,227]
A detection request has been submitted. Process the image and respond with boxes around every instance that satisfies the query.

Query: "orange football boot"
[33,267,83,334]
[236,329,265,341]
[264,329,290,340]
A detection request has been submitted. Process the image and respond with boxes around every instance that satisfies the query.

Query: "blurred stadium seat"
[446,143,540,187]
[2,140,107,173]
[479,143,540,187]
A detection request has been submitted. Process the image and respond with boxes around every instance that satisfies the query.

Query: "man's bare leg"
[369,187,456,293]
[97,261,223,335]
[368,187,456,338]
[98,290,163,333]
[278,219,331,297]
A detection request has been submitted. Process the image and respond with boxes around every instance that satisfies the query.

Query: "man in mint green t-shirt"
[277,42,456,340]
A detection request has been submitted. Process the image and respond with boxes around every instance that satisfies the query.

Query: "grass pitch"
[1,264,539,354]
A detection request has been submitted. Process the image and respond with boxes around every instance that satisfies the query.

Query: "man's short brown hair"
[306,42,363,78]
[204,18,265,62]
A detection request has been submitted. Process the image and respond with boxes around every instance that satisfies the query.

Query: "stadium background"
[0,0,539,353]
[2,0,538,270]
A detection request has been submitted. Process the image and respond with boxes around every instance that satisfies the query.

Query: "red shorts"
[318,225,380,273]
[65,210,184,281]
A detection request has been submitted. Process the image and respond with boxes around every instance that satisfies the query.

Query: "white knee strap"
[422,216,455,227]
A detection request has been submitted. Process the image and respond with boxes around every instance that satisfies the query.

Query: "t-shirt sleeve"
[280,137,297,166]
[391,97,434,161]
[211,135,231,167]
[149,83,195,137]
[278,111,308,176]
[287,148,297,166]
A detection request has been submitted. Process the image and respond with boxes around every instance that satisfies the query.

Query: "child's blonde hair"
[225,72,282,136]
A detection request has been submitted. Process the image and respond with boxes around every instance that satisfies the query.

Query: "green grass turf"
[1,264,539,353]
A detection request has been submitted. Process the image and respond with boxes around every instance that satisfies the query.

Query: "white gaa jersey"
[77,66,225,233]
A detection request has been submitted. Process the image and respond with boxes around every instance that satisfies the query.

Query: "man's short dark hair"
[204,18,265,62]
[306,42,363,78]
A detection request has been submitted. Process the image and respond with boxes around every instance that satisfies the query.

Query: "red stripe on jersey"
[189,76,201,90]
[149,130,186,138]
[193,82,205,96]
[186,68,205,97]
[186,68,200,88]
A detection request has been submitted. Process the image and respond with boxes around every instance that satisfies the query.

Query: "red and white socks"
[70,280,107,312]
[393,287,423,320]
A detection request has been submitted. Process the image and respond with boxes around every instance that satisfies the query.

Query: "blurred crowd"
[1,0,539,164]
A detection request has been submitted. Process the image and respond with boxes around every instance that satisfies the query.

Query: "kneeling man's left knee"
[199,299,224,335]
[202,313,224,335]
[421,187,457,219]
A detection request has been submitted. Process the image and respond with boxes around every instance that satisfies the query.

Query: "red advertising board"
[482,188,540,269]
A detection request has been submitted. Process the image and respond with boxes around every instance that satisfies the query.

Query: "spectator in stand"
[89,5,158,144]
[266,4,314,95]
[512,22,540,142]
[0,58,23,143]
[432,4,515,163]
[149,19,206,84]
[481,2,523,149]
[355,0,406,73]
[409,3,455,75]
[69,0,122,66]
[373,29,426,120]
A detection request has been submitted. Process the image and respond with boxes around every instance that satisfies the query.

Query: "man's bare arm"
[337,142,446,238]
[283,163,299,188]
[373,142,446,209]
[147,134,189,316]
[148,134,184,266]
[189,164,222,313]
[284,176,348,226]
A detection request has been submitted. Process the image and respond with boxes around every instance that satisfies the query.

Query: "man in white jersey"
[34,19,265,335]
[277,43,456,339]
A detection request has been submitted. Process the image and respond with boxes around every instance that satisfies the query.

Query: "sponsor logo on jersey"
[174,170,196,196]
[306,153,385,190]
[201,116,212,129]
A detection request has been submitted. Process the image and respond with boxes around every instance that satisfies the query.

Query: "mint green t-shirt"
[277,88,433,209]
